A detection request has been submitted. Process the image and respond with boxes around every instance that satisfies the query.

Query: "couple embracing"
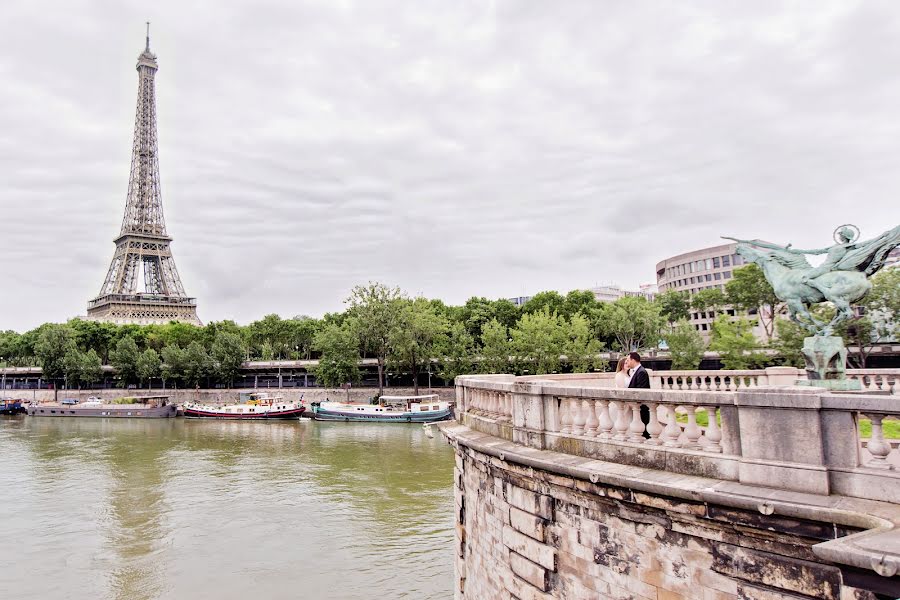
[614,352,650,389]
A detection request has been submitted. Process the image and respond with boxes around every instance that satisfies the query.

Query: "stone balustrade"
[508,367,900,393]
[455,373,900,503]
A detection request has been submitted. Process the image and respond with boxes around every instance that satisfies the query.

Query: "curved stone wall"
[448,430,890,600]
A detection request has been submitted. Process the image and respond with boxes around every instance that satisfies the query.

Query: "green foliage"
[510,308,563,375]
[837,269,900,367]
[182,342,212,387]
[562,290,598,321]
[35,324,76,383]
[771,319,806,368]
[136,349,161,388]
[160,345,186,385]
[601,296,663,353]
[665,320,705,370]
[521,291,566,318]
[62,349,102,389]
[479,319,511,374]
[211,332,245,386]
[563,313,602,373]
[725,264,780,338]
[346,282,404,393]
[110,336,140,387]
[313,322,360,388]
[656,290,691,325]
[436,321,475,383]
[709,316,765,370]
[691,288,727,316]
[389,298,448,393]
[459,297,520,344]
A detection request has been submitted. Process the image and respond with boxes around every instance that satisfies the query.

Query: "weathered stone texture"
[453,445,881,600]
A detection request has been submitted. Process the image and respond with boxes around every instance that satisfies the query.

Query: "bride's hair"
[615,357,627,373]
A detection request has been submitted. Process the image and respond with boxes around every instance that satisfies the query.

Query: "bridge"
[439,371,900,599]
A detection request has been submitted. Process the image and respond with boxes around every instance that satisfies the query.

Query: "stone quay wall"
[451,437,879,600]
[440,373,900,600]
[13,387,455,405]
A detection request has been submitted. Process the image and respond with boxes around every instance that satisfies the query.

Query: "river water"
[0,416,455,600]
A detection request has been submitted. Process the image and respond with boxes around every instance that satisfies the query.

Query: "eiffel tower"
[87,26,201,325]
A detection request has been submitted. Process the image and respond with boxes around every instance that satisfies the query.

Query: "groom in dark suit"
[625,352,650,438]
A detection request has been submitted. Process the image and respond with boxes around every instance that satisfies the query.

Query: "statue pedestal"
[795,336,861,391]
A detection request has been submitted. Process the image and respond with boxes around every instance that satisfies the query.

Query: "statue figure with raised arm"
[721,224,900,387]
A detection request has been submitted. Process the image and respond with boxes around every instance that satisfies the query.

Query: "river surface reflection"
[0,416,455,599]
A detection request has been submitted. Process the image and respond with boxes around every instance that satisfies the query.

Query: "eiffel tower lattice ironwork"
[87,26,201,325]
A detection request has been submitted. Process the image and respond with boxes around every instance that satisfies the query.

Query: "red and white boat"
[182,392,305,420]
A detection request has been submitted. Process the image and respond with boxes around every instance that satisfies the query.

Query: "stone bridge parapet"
[440,373,900,600]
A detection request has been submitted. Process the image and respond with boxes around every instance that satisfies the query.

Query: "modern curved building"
[655,242,771,338]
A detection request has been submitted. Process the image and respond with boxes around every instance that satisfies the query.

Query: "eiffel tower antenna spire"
[86,29,201,326]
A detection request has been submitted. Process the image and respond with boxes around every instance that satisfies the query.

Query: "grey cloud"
[2,1,900,330]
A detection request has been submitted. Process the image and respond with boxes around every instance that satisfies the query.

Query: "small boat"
[182,392,305,420]
[1,399,27,415]
[27,395,177,418]
[311,394,453,423]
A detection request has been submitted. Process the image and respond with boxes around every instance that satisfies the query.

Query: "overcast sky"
[2,1,899,331]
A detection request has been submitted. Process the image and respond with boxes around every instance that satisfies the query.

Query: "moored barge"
[1,399,27,415]
[312,394,453,423]
[182,392,305,420]
[27,395,177,418]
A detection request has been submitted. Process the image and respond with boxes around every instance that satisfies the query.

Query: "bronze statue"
[724,224,900,337]
[722,224,899,386]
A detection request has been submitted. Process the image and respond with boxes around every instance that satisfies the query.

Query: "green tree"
[389,298,447,395]
[459,297,519,343]
[511,307,564,375]
[182,341,212,387]
[725,264,781,339]
[665,320,705,370]
[62,349,84,389]
[111,336,140,387]
[137,348,162,389]
[839,268,900,367]
[562,290,598,321]
[211,332,245,387]
[436,321,475,384]
[563,313,602,373]
[285,316,320,359]
[479,319,511,374]
[313,322,361,388]
[69,319,118,363]
[771,319,806,368]
[79,349,103,388]
[521,291,566,318]
[691,288,727,317]
[602,296,663,352]
[347,282,404,396]
[161,345,186,387]
[709,316,765,370]
[35,324,76,398]
[656,290,691,325]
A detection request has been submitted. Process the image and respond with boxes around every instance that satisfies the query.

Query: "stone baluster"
[683,406,702,450]
[571,399,586,435]
[627,403,645,442]
[864,414,893,470]
[471,390,479,414]
[662,405,681,447]
[613,402,630,441]
[584,400,599,436]
[645,403,663,445]
[559,398,573,434]
[704,407,722,453]
[498,393,511,423]
[596,400,614,439]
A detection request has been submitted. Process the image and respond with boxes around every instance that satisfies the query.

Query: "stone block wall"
[453,444,879,600]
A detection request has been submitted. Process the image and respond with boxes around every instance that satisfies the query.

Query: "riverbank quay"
[12,386,455,406]
[439,373,900,599]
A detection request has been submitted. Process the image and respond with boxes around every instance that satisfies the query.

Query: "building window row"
[663,254,743,281]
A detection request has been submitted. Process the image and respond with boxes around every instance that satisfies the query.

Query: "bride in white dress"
[614,357,631,388]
